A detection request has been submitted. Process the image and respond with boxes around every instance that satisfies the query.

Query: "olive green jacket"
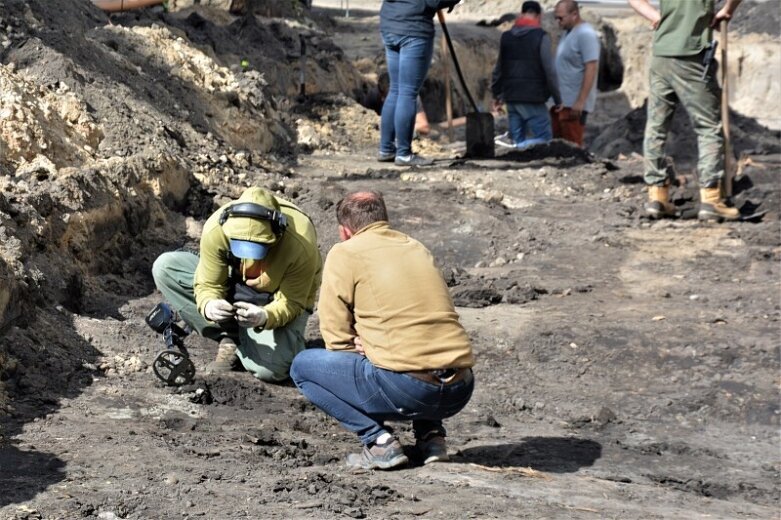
[194,189,321,330]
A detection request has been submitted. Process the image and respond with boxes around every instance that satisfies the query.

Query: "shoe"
[494,132,515,149]
[377,151,395,163]
[346,438,409,470]
[416,434,449,464]
[644,184,677,219]
[698,185,740,221]
[394,154,433,167]
[205,337,239,373]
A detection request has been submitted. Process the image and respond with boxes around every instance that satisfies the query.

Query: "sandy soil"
[0,1,779,519]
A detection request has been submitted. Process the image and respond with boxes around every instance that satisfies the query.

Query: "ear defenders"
[219,202,288,238]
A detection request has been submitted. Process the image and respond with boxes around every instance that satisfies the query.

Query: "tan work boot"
[644,185,677,219]
[698,186,740,221]
[205,337,239,373]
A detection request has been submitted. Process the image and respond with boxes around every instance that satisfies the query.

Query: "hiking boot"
[377,151,395,163]
[416,434,449,464]
[494,132,515,149]
[394,154,433,167]
[205,337,239,373]
[346,438,409,470]
[644,184,677,219]
[698,186,740,221]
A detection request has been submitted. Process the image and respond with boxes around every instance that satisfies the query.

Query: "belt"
[406,367,472,385]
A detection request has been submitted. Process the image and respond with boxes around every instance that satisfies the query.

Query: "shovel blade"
[466,112,495,159]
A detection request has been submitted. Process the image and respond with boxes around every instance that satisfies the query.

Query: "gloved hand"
[204,299,235,322]
[234,301,268,329]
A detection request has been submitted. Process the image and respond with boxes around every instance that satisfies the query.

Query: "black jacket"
[491,25,561,105]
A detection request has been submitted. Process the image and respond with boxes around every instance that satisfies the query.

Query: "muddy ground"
[1,1,780,519]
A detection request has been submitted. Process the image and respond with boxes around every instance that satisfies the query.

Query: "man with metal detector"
[629,0,743,221]
[152,187,321,382]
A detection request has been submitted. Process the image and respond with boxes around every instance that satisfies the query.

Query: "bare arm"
[628,0,660,29]
[572,60,597,116]
[714,0,742,25]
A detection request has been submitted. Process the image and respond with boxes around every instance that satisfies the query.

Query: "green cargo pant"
[152,251,307,382]
[644,53,723,188]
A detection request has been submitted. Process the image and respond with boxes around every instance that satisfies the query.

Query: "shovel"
[437,10,494,158]
[719,19,736,198]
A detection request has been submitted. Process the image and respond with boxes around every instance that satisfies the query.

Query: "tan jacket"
[318,222,474,372]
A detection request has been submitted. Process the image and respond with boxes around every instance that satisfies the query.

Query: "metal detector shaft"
[436,10,479,113]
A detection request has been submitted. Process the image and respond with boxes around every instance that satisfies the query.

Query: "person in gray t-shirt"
[553,0,600,147]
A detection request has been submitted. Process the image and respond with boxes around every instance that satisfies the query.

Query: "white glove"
[234,301,268,329]
[204,299,235,322]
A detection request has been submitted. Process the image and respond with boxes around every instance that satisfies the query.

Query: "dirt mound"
[590,102,781,165]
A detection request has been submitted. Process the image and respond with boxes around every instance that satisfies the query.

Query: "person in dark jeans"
[291,191,475,470]
[378,0,461,166]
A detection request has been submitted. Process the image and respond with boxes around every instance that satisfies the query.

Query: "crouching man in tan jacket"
[291,190,475,470]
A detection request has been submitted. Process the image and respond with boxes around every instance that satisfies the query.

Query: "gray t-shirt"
[555,22,600,113]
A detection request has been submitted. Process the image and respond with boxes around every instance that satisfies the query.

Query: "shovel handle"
[437,9,479,113]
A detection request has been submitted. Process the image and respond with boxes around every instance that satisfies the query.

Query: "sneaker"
[346,438,409,470]
[377,151,395,163]
[416,435,449,464]
[394,154,434,167]
[204,337,239,373]
[494,132,515,149]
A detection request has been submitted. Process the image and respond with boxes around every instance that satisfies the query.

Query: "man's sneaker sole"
[377,153,395,163]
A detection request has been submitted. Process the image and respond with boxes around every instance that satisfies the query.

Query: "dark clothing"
[491,26,561,105]
[379,0,460,39]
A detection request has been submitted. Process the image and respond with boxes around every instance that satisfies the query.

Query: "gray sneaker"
[377,151,395,162]
[394,154,434,167]
[494,132,516,149]
[416,435,449,464]
[346,438,409,470]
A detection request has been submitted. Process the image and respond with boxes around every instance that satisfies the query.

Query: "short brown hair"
[336,190,388,232]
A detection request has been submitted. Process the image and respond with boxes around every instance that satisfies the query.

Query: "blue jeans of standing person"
[507,102,552,149]
[290,348,474,446]
[380,32,435,158]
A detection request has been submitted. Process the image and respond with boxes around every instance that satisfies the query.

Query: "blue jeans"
[380,32,435,158]
[290,349,474,446]
[507,102,552,149]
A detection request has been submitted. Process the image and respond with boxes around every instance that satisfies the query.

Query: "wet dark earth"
[2,148,779,519]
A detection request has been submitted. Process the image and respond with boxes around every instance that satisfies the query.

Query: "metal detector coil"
[145,303,195,386]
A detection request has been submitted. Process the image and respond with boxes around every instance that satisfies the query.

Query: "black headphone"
[219,202,288,238]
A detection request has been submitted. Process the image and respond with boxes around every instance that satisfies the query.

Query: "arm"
[194,225,231,316]
[572,60,597,116]
[713,0,742,25]
[539,33,562,106]
[259,244,320,329]
[317,246,359,351]
[628,0,661,29]
[490,37,504,110]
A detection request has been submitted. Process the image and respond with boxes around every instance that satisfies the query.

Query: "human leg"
[643,55,678,187]
[380,32,400,156]
[151,251,226,341]
[394,34,434,158]
[505,103,526,146]
[516,103,552,148]
[237,311,309,382]
[556,108,585,147]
